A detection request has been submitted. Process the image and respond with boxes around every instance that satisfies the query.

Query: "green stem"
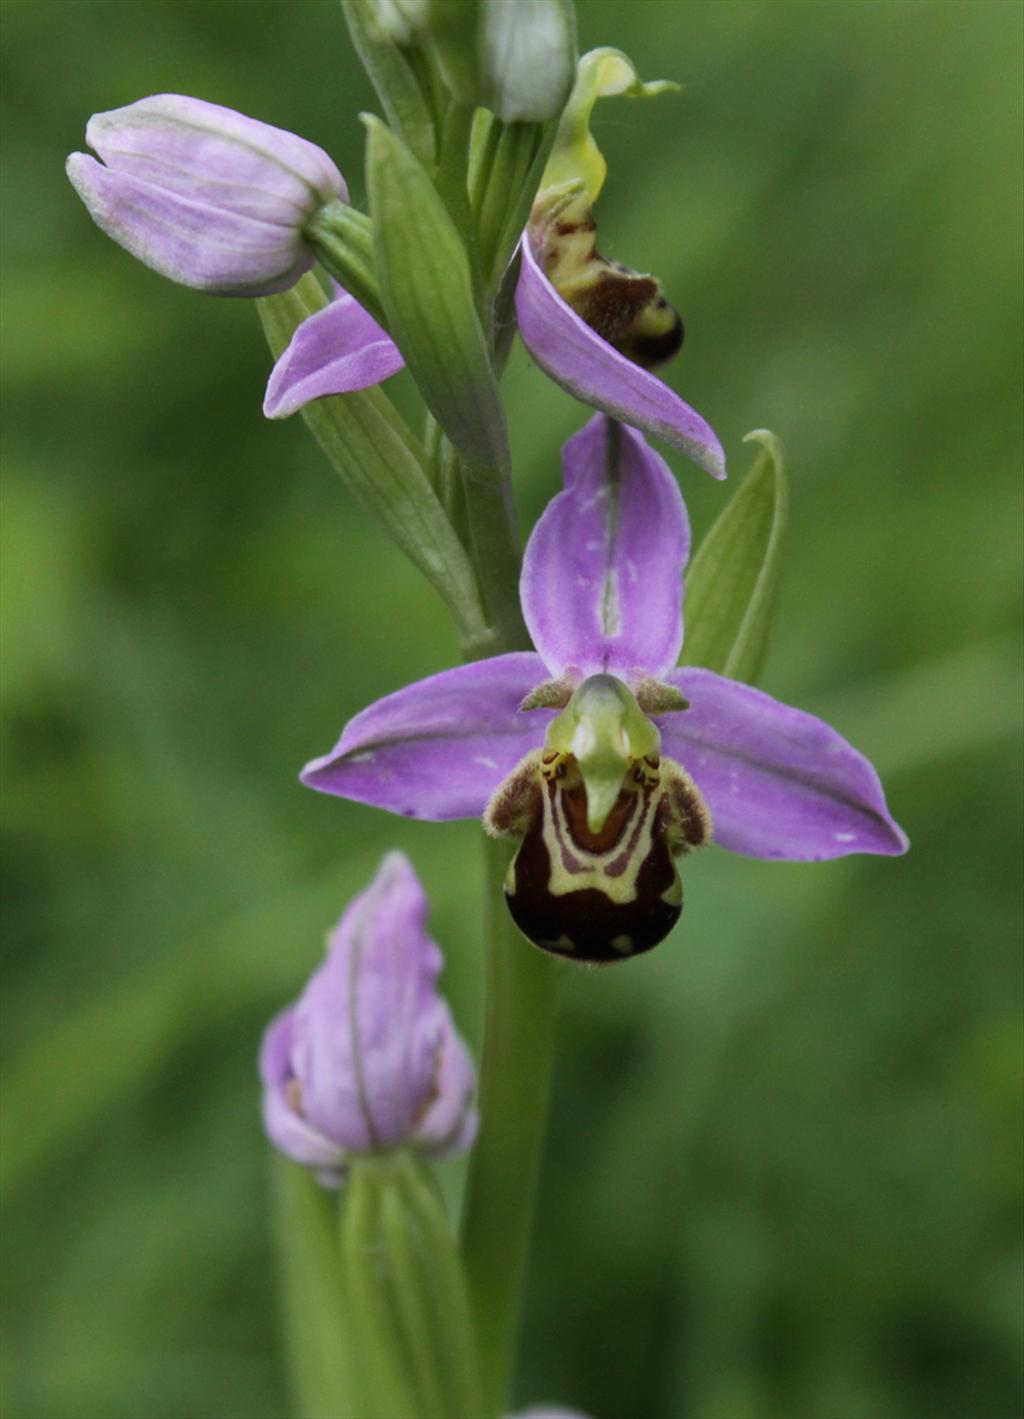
[445,95,560,1413]
[273,1159,367,1419]
[460,837,561,1415]
[460,458,530,653]
[305,201,387,329]
[380,1179,450,1419]
[339,1165,421,1419]
[437,101,487,321]
[396,1154,483,1419]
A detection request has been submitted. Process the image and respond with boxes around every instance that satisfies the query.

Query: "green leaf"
[682,429,788,683]
[418,0,481,106]
[273,1159,368,1419]
[257,276,489,649]
[472,118,550,288]
[341,0,438,168]
[364,115,510,475]
[339,1153,482,1419]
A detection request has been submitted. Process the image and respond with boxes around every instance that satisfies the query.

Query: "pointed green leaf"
[339,1154,482,1419]
[342,0,438,168]
[364,115,510,475]
[473,118,550,288]
[273,1158,367,1419]
[418,0,480,105]
[683,430,788,683]
[258,276,489,649]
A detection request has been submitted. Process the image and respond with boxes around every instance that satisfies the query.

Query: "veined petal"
[259,1009,347,1173]
[301,652,551,820]
[412,1001,479,1156]
[292,853,443,1151]
[69,95,346,297]
[86,94,346,216]
[67,154,314,295]
[263,289,404,417]
[521,415,690,680]
[660,668,909,861]
[515,235,726,479]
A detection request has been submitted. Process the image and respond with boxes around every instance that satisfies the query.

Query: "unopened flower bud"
[370,0,575,122]
[67,94,347,296]
[260,852,477,1185]
[479,0,576,123]
[509,1409,592,1418]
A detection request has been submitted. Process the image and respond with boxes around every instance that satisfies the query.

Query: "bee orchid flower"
[301,415,907,964]
[67,75,725,477]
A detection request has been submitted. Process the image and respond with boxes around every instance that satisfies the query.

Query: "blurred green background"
[2,1,1021,1416]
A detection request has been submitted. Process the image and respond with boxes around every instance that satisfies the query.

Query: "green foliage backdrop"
[2,2,1021,1416]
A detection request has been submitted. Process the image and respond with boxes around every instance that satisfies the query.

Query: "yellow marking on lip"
[541,772,661,905]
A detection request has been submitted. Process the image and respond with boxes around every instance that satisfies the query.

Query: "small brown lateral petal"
[634,676,689,715]
[520,675,576,711]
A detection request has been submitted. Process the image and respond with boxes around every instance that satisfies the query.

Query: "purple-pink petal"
[292,853,443,1151]
[515,235,726,480]
[264,289,404,418]
[67,155,315,295]
[300,652,551,820]
[660,668,909,860]
[413,1002,480,1156]
[259,1009,347,1174]
[508,1410,591,1419]
[85,94,347,221]
[521,415,690,681]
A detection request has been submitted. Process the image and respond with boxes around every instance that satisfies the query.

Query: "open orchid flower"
[260,852,477,1186]
[301,416,907,965]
